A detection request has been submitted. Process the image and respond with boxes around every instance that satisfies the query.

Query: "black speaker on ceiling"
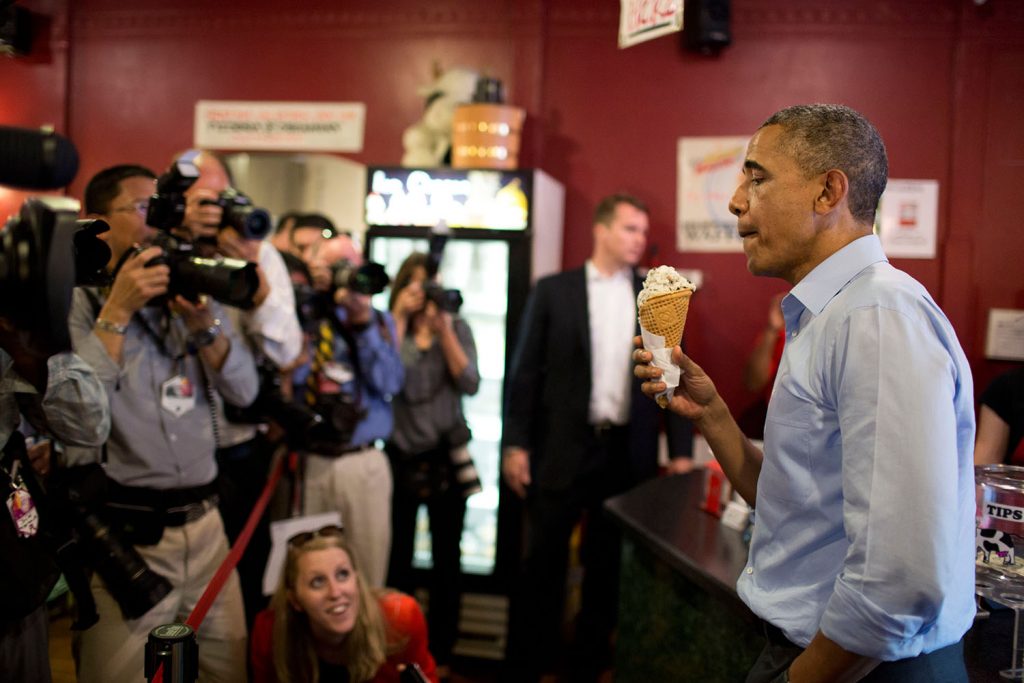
[684,0,731,54]
[0,2,31,57]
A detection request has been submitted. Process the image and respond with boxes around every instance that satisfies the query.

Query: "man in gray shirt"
[70,164,258,683]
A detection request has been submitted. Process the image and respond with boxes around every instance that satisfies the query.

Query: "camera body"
[146,150,271,241]
[423,227,463,314]
[133,231,260,310]
[200,188,271,240]
[329,260,391,297]
[145,153,199,231]
[423,281,463,313]
[0,196,112,353]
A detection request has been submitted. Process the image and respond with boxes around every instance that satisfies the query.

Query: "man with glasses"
[69,164,258,682]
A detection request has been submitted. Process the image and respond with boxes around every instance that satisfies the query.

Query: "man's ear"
[815,169,849,215]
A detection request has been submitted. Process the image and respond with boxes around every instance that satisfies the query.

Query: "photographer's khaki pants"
[73,508,246,683]
[303,446,392,588]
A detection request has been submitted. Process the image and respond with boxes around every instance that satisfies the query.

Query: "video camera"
[138,152,261,309]
[0,128,169,628]
[424,224,463,314]
[0,127,113,354]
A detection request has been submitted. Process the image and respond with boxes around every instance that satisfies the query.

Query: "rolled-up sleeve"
[39,352,111,447]
[244,243,303,368]
[819,305,967,659]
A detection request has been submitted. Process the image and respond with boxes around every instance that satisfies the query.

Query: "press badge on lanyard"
[161,373,197,417]
[5,460,39,538]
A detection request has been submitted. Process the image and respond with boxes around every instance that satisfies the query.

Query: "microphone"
[0,125,79,190]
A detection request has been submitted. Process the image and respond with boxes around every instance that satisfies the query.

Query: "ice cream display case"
[364,166,564,584]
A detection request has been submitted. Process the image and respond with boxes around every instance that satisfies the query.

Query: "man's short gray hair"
[761,104,888,225]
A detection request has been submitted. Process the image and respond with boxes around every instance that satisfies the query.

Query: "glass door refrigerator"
[364,166,563,657]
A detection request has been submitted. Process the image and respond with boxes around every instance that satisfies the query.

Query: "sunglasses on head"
[287,524,345,548]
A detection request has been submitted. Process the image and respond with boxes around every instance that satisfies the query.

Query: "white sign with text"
[195,100,365,152]
[619,0,683,48]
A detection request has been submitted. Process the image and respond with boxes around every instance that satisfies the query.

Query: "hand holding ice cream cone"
[637,266,696,407]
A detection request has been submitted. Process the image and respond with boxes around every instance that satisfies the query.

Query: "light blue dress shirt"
[738,235,976,660]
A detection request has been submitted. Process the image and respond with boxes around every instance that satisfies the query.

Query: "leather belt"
[590,421,626,436]
[105,480,220,528]
[311,442,374,458]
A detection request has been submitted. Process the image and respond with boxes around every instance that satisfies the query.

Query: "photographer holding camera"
[386,250,480,677]
[179,151,304,626]
[70,164,259,683]
[295,253,403,589]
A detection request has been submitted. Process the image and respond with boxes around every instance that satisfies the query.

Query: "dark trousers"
[215,434,274,629]
[387,470,467,667]
[505,425,631,683]
[746,621,969,683]
[0,603,52,683]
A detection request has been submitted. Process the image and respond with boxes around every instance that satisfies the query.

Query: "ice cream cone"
[639,289,691,348]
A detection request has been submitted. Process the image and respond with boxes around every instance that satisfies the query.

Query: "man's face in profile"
[96,175,157,266]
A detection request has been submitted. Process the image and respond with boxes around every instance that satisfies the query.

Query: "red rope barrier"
[153,451,288,683]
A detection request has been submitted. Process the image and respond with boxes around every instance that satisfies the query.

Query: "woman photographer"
[386,253,480,678]
[250,527,437,683]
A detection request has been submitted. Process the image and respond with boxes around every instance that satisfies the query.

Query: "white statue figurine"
[401,66,479,168]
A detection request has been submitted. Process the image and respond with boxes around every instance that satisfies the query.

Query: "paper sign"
[195,101,365,152]
[876,179,938,259]
[985,309,1024,361]
[677,136,748,253]
[619,0,684,48]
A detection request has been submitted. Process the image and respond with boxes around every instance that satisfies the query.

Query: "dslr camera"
[137,153,261,309]
[329,259,391,298]
[146,150,270,241]
[200,187,271,240]
[423,282,463,314]
[424,226,463,314]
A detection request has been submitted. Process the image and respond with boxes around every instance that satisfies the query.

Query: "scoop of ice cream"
[637,266,696,307]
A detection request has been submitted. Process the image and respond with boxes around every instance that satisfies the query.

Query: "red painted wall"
[0,0,69,218]
[3,0,1023,415]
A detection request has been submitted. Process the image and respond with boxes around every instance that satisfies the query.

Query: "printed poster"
[876,179,938,259]
[677,136,748,253]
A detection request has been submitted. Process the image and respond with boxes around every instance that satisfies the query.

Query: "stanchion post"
[145,623,198,683]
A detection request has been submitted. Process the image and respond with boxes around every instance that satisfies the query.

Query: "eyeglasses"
[109,201,150,216]
[287,524,344,548]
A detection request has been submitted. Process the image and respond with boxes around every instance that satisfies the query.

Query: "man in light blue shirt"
[634,104,974,682]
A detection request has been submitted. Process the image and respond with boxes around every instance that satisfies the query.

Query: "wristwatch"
[188,321,222,350]
[95,318,128,335]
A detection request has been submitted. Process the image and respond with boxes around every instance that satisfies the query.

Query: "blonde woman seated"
[251,526,438,683]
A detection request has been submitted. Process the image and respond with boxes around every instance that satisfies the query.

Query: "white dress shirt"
[585,260,635,426]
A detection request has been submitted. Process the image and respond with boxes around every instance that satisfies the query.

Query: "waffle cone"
[639,290,691,348]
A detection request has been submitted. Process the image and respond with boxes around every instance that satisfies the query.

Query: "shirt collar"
[787,234,888,317]
[585,259,632,283]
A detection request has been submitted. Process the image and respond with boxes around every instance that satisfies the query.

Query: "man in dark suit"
[502,193,693,681]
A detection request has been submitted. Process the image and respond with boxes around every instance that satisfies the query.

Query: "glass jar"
[976,464,1024,606]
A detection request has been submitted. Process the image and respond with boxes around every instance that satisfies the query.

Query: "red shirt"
[250,591,438,683]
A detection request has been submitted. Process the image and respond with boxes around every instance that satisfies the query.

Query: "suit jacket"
[503,266,692,492]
